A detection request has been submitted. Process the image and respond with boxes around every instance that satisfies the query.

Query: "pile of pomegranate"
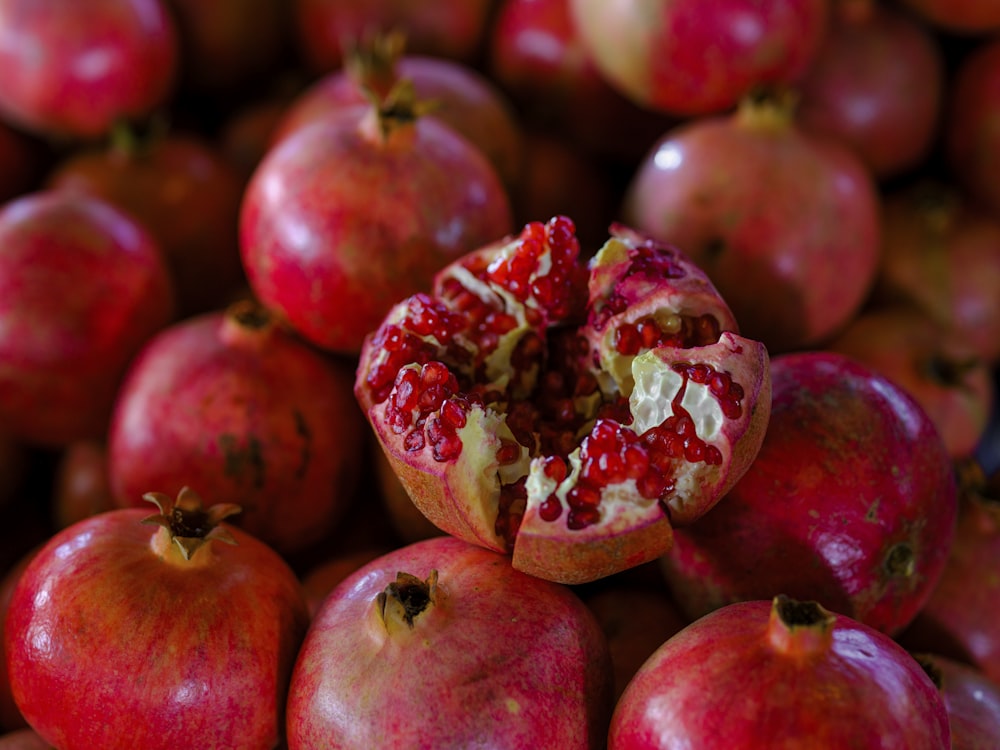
[0,0,999,747]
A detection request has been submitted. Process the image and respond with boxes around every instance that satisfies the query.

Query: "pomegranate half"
[355,217,771,584]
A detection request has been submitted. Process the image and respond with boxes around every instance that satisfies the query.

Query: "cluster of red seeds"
[612,312,722,356]
[535,361,742,529]
[591,239,688,331]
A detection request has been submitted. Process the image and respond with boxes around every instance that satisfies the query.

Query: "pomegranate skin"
[240,103,513,355]
[795,2,945,180]
[609,597,951,749]
[4,502,311,750]
[0,190,175,447]
[106,302,364,555]
[286,535,615,749]
[0,0,178,139]
[917,653,1000,749]
[661,351,958,636]
[621,98,881,354]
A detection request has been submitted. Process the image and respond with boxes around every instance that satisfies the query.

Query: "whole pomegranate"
[873,180,1000,364]
[355,217,771,584]
[286,535,615,749]
[47,130,247,318]
[271,33,524,190]
[824,303,995,459]
[240,84,513,355]
[0,729,49,750]
[609,596,951,748]
[107,301,364,556]
[917,652,1000,749]
[5,488,311,750]
[51,439,115,529]
[0,189,175,447]
[621,93,882,354]
[794,0,945,180]
[568,0,828,116]
[660,351,958,635]
[0,0,178,139]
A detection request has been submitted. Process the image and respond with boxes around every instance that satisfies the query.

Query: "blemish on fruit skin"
[505,697,521,714]
[865,499,880,523]
[219,433,266,488]
[293,409,311,479]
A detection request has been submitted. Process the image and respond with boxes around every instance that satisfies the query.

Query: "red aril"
[5,488,310,749]
[0,0,178,139]
[240,84,513,355]
[568,0,828,116]
[107,301,364,556]
[660,351,958,635]
[609,596,951,748]
[621,92,881,354]
[0,189,174,447]
[795,0,945,180]
[356,217,772,584]
[286,535,615,748]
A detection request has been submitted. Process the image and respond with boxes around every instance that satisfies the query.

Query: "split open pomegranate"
[355,217,771,584]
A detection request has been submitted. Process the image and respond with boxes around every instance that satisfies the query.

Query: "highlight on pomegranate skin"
[354,216,772,584]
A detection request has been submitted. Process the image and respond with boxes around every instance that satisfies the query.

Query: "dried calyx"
[142,486,241,561]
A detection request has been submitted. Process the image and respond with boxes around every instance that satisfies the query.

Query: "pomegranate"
[609,596,951,748]
[46,130,247,318]
[0,729,49,750]
[106,300,364,556]
[898,463,1000,683]
[0,189,175,447]
[373,442,444,544]
[292,0,494,73]
[874,180,1000,364]
[794,0,945,180]
[0,546,36,732]
[487,0,675,164]
[824,303,995,459]
[271,34,525,190]
[286,535,615,748]
[0,0,178,139]
[660,351,958,635]
[568,0,828,116]
[621,92,881,354]
[947,39,1000,222]
[5,488,311,749]
[240,82,513,355]
[355,217,771,584]
[299,547,390,618]
[917,652,1000,749]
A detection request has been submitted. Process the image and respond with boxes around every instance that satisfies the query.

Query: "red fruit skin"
[51,439,115,529]
[240,106,513,355]
[488,0,675,164]
[899,491,1000,684]
[292,0,493,73]
[0,190,175,447]
[106,305,365,556]
[874,181,1000,365]
[0,548,35,733]
[47,133,247,318]
[0,0,178,139]
[609,599,951,749]
[795,2,945,180]
[286,535,615,749]
[622,104,881,354]
[660,352,958,636]
[0,729,49,750]
[824,304,995,459]
[949,41,1000,225]
[568,0,828,116]
[4,509,310,750]
[272,54,525,190]
[918,653,1000,749]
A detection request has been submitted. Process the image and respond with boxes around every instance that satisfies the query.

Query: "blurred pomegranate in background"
[0,189,175,447]
[0,0,178,139]
[795,0,945,180]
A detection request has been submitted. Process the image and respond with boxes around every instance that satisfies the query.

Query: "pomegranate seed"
[567,506,601,530]
[404,429,425,452]
[539,495,563,522]
[614,323,641,355]
[567,484,601,510]
[432,432,463,462]
[440,399,467,430]
[496,439,521,465]
[542,456,568,483]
